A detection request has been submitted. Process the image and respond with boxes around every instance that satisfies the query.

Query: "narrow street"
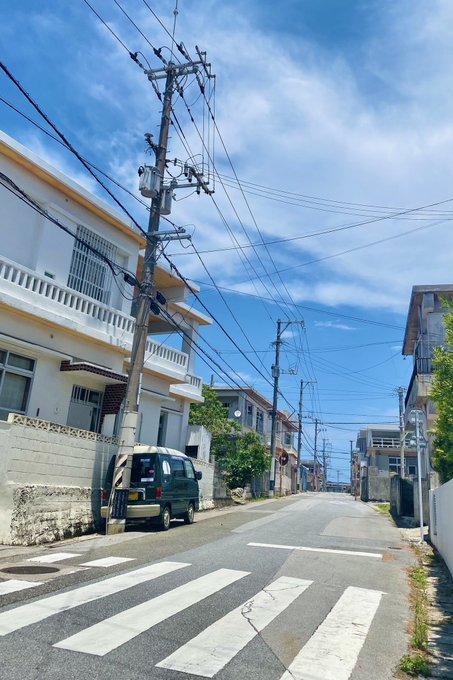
[0,494,412,680]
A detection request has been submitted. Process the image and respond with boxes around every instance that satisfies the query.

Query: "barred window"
[68,225,117,304]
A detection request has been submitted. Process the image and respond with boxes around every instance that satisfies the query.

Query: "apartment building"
[0,130,210,450]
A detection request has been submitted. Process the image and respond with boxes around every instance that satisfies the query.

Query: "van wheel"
[160,506,171,531]
[184,502,195,525]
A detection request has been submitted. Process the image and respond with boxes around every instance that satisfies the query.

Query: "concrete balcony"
[0,255,203,398]
[0,255,135,345]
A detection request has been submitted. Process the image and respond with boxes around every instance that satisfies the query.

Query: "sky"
[2,0,453,482]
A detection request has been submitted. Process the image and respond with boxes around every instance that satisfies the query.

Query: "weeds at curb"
[400,654,431,677]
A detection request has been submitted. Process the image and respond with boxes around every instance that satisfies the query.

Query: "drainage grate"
[387,546,402,550]
[1,565,60,575]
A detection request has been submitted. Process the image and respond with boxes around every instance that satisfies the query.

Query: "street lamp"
[409,408,427,544]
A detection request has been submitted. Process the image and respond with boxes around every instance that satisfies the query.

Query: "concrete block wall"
[0,415,117,545]
[193,458,215,510]
[0,415,226,545]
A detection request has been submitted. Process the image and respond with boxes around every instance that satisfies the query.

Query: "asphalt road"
[0,493,413,680]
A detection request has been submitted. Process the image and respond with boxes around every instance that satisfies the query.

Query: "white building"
[0,130,210,450]
[211,386,299,495]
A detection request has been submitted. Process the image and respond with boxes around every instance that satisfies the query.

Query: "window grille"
[68,225,117,304]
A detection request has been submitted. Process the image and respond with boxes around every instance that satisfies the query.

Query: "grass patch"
[400,654,431,677]
[399,548,432,678]
[374,503,391,514]
[409,565,429,651]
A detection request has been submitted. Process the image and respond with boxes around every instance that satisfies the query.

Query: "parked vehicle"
[101,446,202,530]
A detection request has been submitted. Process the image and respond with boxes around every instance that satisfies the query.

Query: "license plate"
[128,491,139,501]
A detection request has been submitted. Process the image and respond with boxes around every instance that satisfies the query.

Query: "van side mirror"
[196,471,202,481]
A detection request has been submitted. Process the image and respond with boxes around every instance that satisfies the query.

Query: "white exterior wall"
[0,149,139,316]
[430,479,453,577]
[193,458,215,510]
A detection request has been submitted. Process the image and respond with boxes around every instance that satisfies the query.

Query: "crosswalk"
[0,560,385,679]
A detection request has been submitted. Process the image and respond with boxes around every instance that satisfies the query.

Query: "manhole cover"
[1,565,60,575]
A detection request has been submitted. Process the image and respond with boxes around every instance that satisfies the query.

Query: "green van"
[101,446,202,530]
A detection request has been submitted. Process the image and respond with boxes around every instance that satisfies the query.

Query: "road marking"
[54,568,250,656]
[248,542,383,559]
[0,580,43,595]
[0,561,189,636]
[27,552,80,563]
[279,586,384,680]
[80,557,135,568]
[157,576,313,677]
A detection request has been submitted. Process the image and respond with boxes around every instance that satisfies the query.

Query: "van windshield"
[131,456,156,485]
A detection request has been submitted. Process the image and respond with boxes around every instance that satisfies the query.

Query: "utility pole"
[398,386,406,479]
[296,379,315,493]
[322,438,327,492]
[350,440,354,490]
[313,418,319,491]
[269,319,303,497]
[107,54,213,534]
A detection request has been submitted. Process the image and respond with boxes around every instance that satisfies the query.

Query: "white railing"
[371,437,400,449]
[186,374,203,389]
[145,339,188,370]
[0,255,135,334]
[0,255,202,387]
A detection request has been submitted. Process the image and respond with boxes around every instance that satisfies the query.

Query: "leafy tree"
[189,385,240,437]
[223,431,270,489]
[431,299,453,482]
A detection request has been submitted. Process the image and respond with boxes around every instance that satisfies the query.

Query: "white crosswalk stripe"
[80,557,135,568]
[54,568,250,656]
[279,586,384,680]
[0,580,43,596]
[157,576,313,678]
[0,561,189,636]
[27,552,80,563]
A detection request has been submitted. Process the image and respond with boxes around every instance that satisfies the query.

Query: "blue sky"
[2,0,453,481]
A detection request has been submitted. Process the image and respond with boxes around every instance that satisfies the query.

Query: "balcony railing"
[145,338,188,372]
[0,255,135,334]
[371,437,401,449]
[0,255,203,392]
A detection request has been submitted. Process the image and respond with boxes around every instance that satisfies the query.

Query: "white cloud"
[315,321,357,332]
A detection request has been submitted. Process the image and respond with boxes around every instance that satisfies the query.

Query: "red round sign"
[279,452,289,466]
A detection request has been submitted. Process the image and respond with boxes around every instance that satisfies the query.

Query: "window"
[408,464,417,476]
[183,459,195,479]
[0,349,35,420]
[162,458,172,484]
[67,225,117,304]
[284,432,292,446]
[246,401,253,427]
[131,456,156,484]
[388,456,401,474]
[171,457,186,478]
[256,410,264,434]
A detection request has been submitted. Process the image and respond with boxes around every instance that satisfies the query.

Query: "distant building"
[357,424,416,501]
[211,386,299,495]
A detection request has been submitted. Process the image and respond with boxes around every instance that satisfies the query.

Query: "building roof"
[402,284,453,355]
